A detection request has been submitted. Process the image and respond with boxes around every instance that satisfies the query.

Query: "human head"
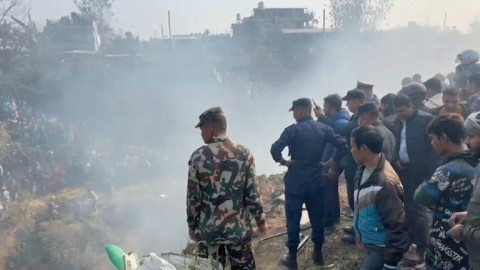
[401,77,413,86]
[323,94,342,117]
[423,78,442,99]
[464,112,480,156]
[427,114,465,156]
[466,73,480,95]
[398,82,427,109]
[393,94,414,121]
[456,49,480,66]
[357,102,380,126]
[350,126,383,166]
[434,73,446,82]
[442,88,461,112]
[342,89,365,114]
[380,93,396,117]
[289,98,312,122]
[413,73,422,83]
[195,106,227,143]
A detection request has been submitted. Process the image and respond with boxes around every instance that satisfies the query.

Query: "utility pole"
[168,10,172,39]
[323,9,326,32]
[443,12,447,31]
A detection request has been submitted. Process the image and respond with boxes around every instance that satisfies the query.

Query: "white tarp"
[134,253,223,270]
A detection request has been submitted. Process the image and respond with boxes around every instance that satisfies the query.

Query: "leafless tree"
[330,0,396,31]
[0,0,25,24]
[73,0,115,38]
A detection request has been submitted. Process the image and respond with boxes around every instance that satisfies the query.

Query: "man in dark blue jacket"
[271,98,348,269]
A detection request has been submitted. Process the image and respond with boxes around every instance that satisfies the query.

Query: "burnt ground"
[254,176,363,270]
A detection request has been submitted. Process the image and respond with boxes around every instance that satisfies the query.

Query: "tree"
[73,0,115,38]
[330,0,396,31]
[0,0,25,24]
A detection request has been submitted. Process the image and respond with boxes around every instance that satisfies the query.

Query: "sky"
[28,0,480,39]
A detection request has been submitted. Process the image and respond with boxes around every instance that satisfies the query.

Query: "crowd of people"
[186,48,480,270]
[0,92,165,216]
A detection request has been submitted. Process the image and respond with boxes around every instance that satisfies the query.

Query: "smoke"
[50,25,480,254]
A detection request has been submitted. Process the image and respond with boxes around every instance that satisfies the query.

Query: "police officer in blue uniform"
[271,98,348,269]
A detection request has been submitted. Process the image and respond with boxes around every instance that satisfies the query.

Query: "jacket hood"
[332,108,350,121]
[447,151,479,167]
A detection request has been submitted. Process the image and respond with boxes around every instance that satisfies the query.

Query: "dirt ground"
[254,178,363,270]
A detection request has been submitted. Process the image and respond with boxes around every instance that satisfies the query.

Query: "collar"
[358,154,386,188]
[210,136,229,143]
[298,115,313,122]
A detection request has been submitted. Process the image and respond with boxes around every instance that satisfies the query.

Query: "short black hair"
[443,87,461,97]
[423,78,442,93]
[351,126,383,154]
[427,114,465,144]
[469,73,480,88]
[323,94,342,112]
[393,94,412,108]
[380,93,396,106]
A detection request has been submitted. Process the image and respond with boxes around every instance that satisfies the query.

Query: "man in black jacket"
[392,94,438,268]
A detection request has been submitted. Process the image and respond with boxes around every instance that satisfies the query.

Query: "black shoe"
[313,246,325,266]
[280,252,298,270]
[324,226,335,237]
[341,234,356,245]
[342,226,355,235]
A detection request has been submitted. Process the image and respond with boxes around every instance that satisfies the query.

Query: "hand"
[281,160,294,167]
[321,159,334,171]
[189,229,200,242]
[447,224,463,241]
[449,211,468,226]
[313,107,324,118]
[256,221,268,237]
[328,169,339,182]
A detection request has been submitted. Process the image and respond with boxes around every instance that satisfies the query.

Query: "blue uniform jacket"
[270,116,348,195]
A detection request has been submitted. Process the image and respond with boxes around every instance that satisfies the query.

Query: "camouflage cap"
[195,106,226,128]
[289,98,313,111]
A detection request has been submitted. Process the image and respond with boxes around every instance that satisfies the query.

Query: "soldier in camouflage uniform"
[187,106,267,270]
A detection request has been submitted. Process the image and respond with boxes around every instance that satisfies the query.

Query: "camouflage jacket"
[187,136,265,245]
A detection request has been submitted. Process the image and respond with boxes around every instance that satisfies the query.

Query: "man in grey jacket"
[448,111,480,270]
[357,102,396,162]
